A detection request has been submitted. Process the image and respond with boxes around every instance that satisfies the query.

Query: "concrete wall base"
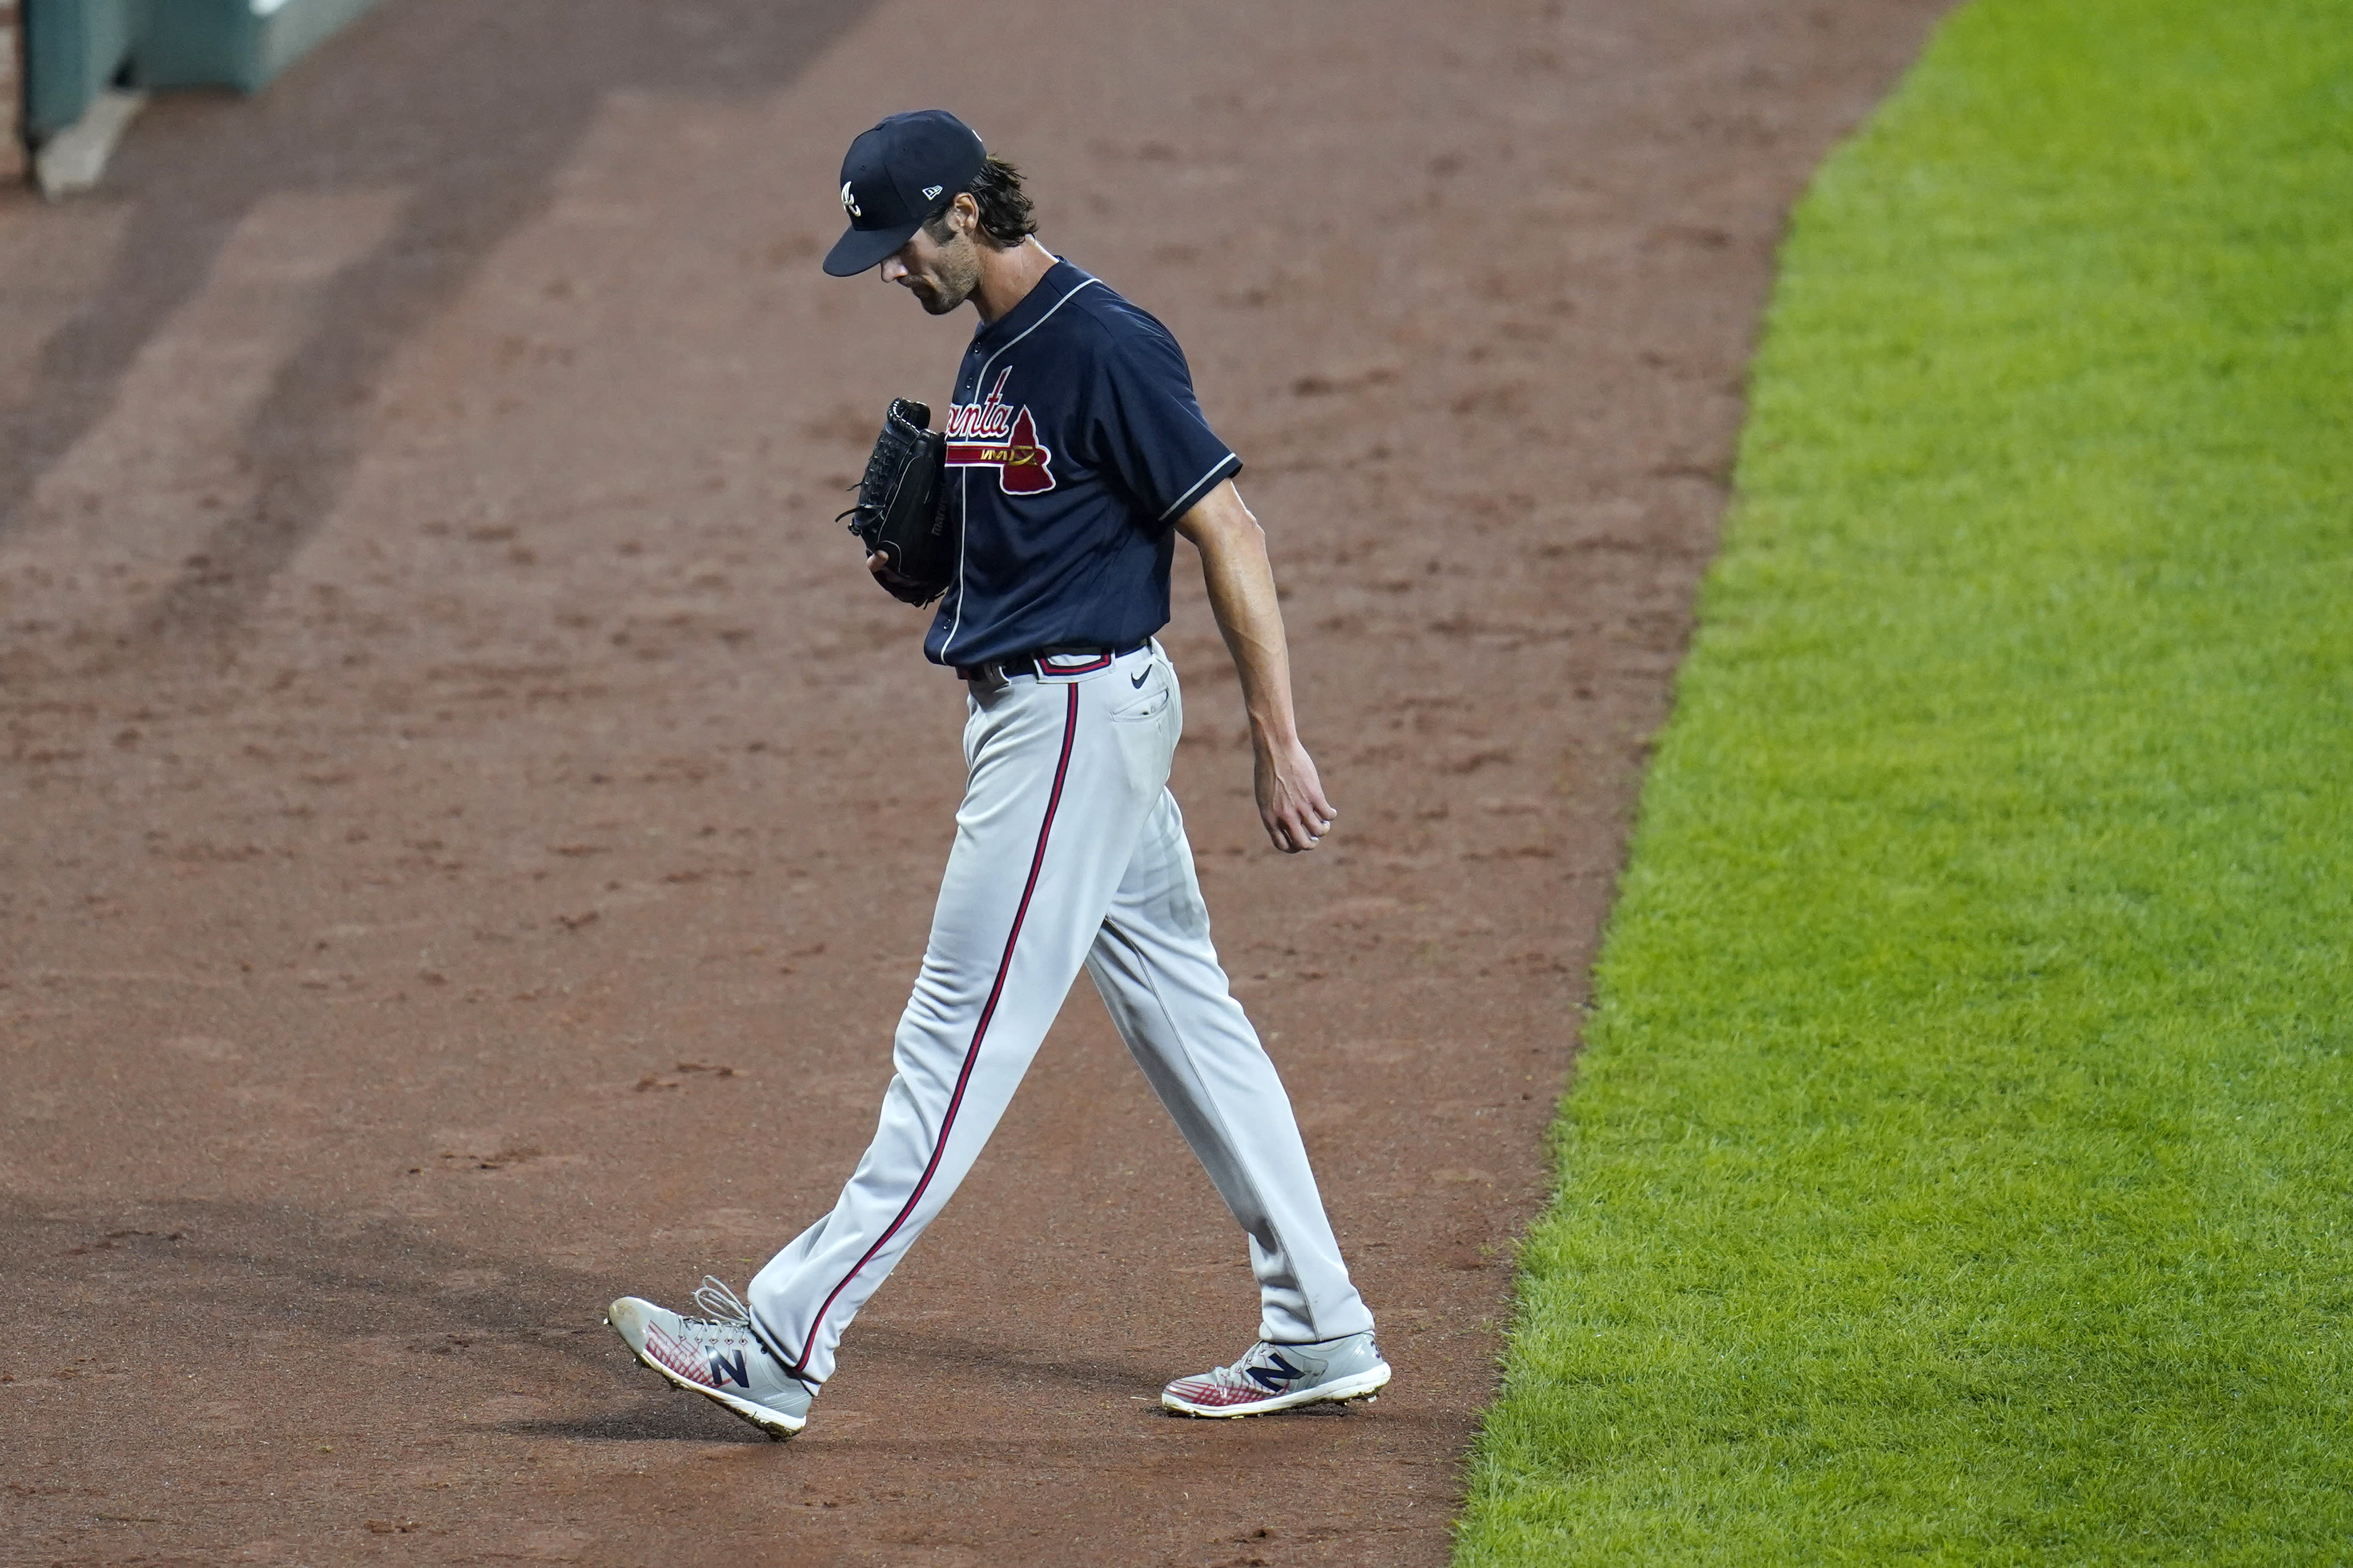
[33,81,135,195]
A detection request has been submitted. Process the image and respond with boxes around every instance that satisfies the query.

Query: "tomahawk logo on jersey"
[946,369,1056,494]
[928,260,1242,669]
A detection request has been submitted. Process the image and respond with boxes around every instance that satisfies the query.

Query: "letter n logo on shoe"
[708,1349,749,1388]
[1248,1353,1305,1391]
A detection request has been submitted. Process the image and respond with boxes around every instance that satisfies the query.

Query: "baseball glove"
[839,398,955,606]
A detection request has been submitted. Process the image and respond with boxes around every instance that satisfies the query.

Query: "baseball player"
[607,110,1386,1439]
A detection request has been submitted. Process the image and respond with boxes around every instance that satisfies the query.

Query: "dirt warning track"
[1,1,1943,1562]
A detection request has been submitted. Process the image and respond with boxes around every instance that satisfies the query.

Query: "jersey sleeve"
[1082,316,1242,528]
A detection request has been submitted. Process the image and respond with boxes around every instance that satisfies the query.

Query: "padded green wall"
[22,0,381,138]
[22,0,143,138]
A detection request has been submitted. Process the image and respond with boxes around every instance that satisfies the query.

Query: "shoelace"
[690,1275,754,1326]
[652,1275,759,1356]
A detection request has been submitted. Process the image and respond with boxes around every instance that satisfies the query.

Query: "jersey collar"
[970,258,1091,350]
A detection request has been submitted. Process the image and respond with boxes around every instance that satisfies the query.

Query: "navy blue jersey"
[926,260,1241,667]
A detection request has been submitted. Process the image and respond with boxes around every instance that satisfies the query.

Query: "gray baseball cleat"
[1161,1331,1391,1418]
[606,1276,814,1440]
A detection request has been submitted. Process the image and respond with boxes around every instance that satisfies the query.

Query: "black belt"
[955,642,1148,682]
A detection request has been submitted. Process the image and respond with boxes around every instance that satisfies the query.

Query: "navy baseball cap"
[823,110,988,277]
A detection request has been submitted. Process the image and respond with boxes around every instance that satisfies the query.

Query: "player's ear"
[950,191,980,237]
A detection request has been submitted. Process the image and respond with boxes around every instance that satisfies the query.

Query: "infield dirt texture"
[2,1,1941,1562]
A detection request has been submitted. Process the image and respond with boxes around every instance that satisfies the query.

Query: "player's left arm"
[1174,480,1336,854]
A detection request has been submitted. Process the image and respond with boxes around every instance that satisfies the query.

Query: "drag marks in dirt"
[0,1,879,643]
[0,190,408,652]
[0,204,131,411]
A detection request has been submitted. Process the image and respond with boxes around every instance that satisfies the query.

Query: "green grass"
[1454,1,2353,1561]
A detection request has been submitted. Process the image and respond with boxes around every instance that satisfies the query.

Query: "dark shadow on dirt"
[0,0,870,636]
[6,1195,630,1368]
[499,1406,773,1444]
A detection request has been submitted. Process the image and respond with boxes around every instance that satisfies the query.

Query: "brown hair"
[921,155,1037,248]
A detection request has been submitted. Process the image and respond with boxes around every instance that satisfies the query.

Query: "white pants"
[748,642,1374,1384]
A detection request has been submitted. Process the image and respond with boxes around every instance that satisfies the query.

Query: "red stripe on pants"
[782,683,1081,1377]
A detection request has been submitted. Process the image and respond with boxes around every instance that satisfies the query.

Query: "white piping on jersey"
[1159,452,1240,524]
[940,276,1104,664]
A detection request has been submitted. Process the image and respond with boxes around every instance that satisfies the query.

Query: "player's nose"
[879,254,910,283]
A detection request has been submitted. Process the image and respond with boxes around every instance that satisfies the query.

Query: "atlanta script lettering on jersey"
[946,368,1056,494]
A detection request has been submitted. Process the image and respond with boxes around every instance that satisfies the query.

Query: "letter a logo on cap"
[823,110,987,277]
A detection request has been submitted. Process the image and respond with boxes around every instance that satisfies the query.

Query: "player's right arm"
[1175,480,1336,854]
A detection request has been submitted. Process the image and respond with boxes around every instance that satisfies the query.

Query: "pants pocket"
[1107,683,1173,724]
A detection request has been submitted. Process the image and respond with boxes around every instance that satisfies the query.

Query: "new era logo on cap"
[823,110,988,277]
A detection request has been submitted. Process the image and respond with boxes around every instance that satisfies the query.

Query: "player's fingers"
[1293,780,1336,831]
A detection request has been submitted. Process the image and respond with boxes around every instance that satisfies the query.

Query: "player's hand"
[867,550,927,600]
[1254,736,1336,853]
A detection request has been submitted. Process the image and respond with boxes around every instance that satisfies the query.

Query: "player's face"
[880,211,981,316]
